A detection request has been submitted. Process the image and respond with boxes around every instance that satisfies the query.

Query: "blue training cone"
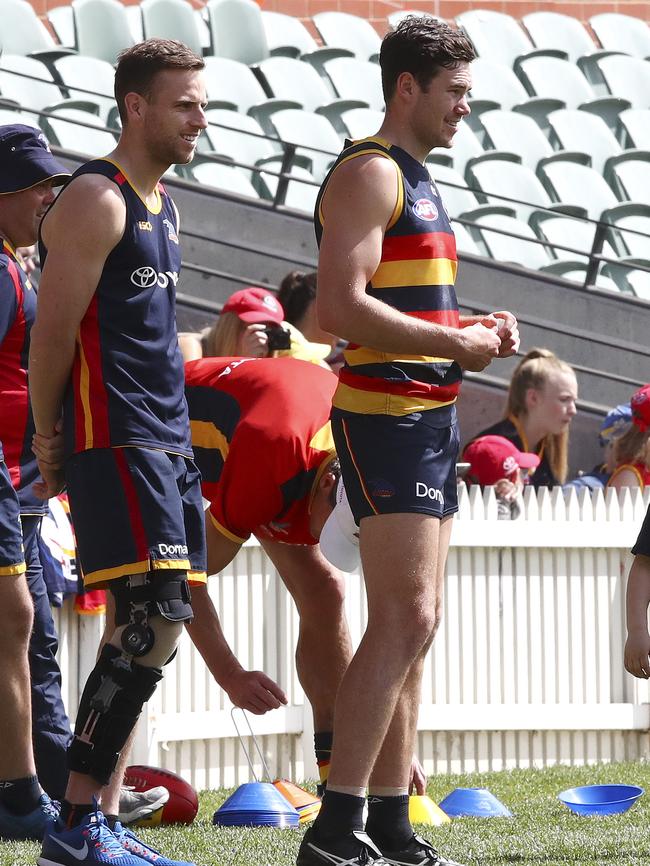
[438,787,512,818]
[213,781,300,827]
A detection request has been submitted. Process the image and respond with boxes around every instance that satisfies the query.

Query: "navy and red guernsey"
[315,136,461,417]
[39,158,192,458]
[0,239,44,514]
[185,357,337,545]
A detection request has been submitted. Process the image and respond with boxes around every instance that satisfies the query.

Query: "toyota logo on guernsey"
[130,267,179,289]
[413,198,439,221]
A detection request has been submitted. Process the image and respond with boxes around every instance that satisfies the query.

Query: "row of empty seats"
[1,0,648,298]
[4,0,649,68]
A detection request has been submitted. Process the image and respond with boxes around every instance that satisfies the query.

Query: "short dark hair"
[380,16,476,102]
[114,38,205,123]
[277,270,317,327]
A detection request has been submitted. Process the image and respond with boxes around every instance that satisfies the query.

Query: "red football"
[124,765,199,825]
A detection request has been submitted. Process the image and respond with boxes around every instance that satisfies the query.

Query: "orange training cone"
[273,780,321,823]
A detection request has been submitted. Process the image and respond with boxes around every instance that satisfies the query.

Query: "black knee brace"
[112,570,193,658]
[68,644,162,785]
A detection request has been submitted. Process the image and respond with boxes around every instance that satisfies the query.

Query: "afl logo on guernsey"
[414,198,438,221]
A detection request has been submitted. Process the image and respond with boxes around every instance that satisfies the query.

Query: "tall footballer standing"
[300,18,520,866]
[29,40,208,866]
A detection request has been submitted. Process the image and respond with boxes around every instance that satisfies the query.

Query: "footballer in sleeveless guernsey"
[185,356,337,546]
[38,159,206,587]
[315,137,461,521]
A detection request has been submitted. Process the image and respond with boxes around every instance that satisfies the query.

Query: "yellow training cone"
[409,795,451,826]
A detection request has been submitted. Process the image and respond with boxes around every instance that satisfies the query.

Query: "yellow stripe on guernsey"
[309,422,335,453]
[0,562,26,576]
[344,346,453,366]
[190,420,229,462]
[77,337,94,451]
[372,258,457,289]
[209,511,248,545]
[318,140,404,231]
[334,383,457,416]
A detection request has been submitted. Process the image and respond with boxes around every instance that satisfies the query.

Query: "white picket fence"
[54,485,650,791]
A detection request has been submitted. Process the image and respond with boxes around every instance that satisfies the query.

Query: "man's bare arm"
[317,155,500,370]
[29,176,126,437]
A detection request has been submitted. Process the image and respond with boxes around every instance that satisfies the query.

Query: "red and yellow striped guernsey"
[315,136,462,417]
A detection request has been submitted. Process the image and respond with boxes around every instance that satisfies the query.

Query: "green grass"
[4,762,650,865]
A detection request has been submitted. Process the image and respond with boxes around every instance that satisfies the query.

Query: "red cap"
[463,435,540,485]
[631,383,650,432]
[221,287,284,324]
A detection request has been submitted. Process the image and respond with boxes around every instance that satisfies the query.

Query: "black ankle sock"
[104,814,119,830]
[314,790,365,840]
[0,774,41,815]
[366,793,412,849]
[60,800,95,828]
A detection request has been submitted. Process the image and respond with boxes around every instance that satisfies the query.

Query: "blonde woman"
[608,384,650,490]
[468,348,578,487]
[179,287,286,361]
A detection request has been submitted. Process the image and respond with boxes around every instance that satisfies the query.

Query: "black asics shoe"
[379,834,466,866]
[297,827,389,865]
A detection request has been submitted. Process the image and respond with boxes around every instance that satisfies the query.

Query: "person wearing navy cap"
[0,123,70,840]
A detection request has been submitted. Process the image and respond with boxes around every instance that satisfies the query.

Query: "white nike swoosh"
[52,837,89,860]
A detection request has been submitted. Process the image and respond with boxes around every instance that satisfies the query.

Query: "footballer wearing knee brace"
[29,39,208,866]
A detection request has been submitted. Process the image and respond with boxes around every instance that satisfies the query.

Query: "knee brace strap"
[67,644,162,785]
[112,571,193,627]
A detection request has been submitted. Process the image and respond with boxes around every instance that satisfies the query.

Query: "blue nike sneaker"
[112,821,196,866]
[38,808,146,866]
[0,792,59,841]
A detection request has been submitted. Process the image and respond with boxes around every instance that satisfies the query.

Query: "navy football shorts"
[64,447,207,588]
[632,503,650,558]
[331,405,460,524]
[0,457,25,575]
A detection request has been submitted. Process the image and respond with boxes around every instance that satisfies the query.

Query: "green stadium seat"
[467,58,565,133]
[72,0,135,64]
[47,5,76,50]
[261,11,318,58]
[617,109,650,149]
[522,12,599,63]
[547,109,622,174]
[206,0,269,65]
[53,55,117,123]
[479,109,557,169]
[468,211,555,269]
[41,107,117,157]
[456,9,565,68]
[202,109,279,182]
[589,14,650,60]
[604,152,650,202]
[537,160,618,219]
[190,160,260,199]
[317,57,383,112]
[265,108,342,181]
[255,57,365,115]
[1,0,72,59]
[312,12,381,62]
[601,204,650,259]
[591,55,650,110]
[0,55,97,117]
[514,55,631,132]
[141,0,204,58]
